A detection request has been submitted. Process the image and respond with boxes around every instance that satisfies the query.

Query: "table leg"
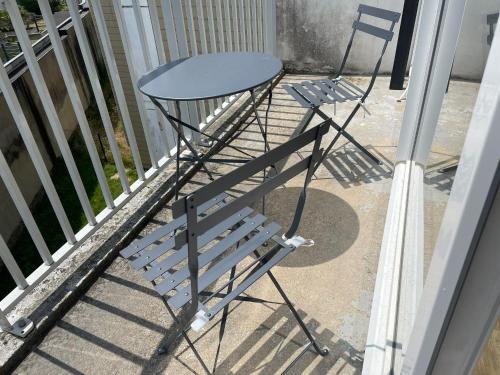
[250,87,273,216]
[175,129,181,201]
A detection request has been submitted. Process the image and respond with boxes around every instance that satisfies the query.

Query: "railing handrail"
[2,0,87,75]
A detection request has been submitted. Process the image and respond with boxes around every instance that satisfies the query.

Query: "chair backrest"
[171,120,330,303]
[337,4,401,97]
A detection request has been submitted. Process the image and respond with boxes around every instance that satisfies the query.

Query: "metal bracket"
[1,317,34,338]
[358,99,371,117]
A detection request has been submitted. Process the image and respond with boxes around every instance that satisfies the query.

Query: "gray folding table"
[138,52,283,199]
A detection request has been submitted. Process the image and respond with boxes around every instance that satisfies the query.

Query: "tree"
[0,6,30,32]
[0,10,11,32]
[17,0,66,15]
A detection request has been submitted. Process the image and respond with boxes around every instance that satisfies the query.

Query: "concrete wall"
[276,0,403,74]
[0,14,96,244]
[452,0,500,80]
[276,0,499,80]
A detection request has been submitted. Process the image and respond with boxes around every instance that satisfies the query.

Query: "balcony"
[0,1,498,375]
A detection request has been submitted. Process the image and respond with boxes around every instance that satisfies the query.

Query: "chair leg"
[157,298,213,375]
[298,108,316,135]
[250,252,327,357]
[312,106,382,168]
[265,270,329,357]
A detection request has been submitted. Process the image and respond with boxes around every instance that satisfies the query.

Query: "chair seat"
[120,193,295,317]
[283,77,365,108]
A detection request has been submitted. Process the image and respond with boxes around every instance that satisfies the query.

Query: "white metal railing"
[0,0,276,335]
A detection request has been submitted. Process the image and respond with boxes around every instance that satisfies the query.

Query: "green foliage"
[0,6,31,32]
[0,10,10,32]
[17,0,66,15]
[0,78,137,299]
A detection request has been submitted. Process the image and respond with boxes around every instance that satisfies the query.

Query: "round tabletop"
[137,52,283,101]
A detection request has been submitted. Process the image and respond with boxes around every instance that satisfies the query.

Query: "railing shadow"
[212,304,363,374]
[29,270,363,375]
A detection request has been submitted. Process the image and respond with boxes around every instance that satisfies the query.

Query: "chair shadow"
[320,147,393,188]
[213,304,363,374]
[263,187,360,268]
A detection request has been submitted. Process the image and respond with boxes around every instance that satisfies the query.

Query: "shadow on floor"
[320,147,393,188]
[424,157,458,194]
[264,187,360,268]
[152,303,363,374]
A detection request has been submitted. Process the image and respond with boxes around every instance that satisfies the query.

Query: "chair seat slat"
[301,81,335,104]
[323,80,360,101]
[168,222,281,309]
[207,245,295,317]
[131,206,253,270]
[291,84,322,107]
[283,84,313,107]
[121,193,228,258]
[315,81,346,103]
[154,213,267,295]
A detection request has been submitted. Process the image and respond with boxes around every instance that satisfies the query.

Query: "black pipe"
[390,0,420,90]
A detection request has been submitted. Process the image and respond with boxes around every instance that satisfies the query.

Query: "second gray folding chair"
[284,4,401,167]
[120,120,331,374]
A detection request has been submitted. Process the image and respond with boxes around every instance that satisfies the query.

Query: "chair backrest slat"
[172,122,329,218]
[353,20,394,41]
[173,120,330,249]
[358,4,401,22]
[337,4,401,79]
[176,157,311,249]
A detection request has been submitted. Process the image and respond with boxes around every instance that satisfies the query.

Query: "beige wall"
[98,0,151,167]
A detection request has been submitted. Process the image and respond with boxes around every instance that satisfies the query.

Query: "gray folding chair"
[120,120,331,374]
[283,4,401,167]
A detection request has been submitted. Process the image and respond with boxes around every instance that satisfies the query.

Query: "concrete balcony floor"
[13,75,477,374]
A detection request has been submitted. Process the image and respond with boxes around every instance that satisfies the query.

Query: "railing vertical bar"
[66,0,131,196]
[131,1,152,69]
[171,0,200,140]
[245,0,252,51]
[160,0,197,129]
[215,0,229,107]
[38,0,114,210]
[257,0,263,52]
[88,0,146,180]
[224,0,233,52]
[239,0,247,51]
[195,0,215,116]
[233,0,240,51]
[0,151,53,265]
[206,0,222,109]
[252,0,258,51]
[160,0,179,59]
[186,0,207,123]
[5,0,97,226]
[147,0,177,152]
[215,0,225,52]
[0,62,75,245]
[0,234,28,289]
[132,0,174,156]
[264,0,276,55]
[111,0,159,169]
